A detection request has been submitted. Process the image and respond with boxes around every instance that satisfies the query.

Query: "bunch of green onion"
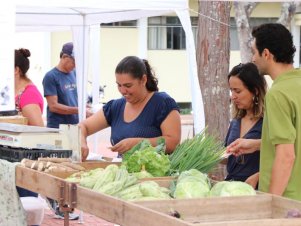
[168,129,225,175]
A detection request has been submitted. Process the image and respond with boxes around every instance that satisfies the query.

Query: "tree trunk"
[235,2,300,63]
[234,2,257,63]
[277,2,299,28]
[196,1,231,141]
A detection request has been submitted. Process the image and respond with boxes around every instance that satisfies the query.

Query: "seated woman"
[224,63,267,185]
[80,56,181,161]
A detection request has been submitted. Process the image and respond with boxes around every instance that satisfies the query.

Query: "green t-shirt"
[259,69,301,201]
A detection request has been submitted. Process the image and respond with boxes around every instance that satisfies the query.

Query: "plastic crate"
[0,145,72,162]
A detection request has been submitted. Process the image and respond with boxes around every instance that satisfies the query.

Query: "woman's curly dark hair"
[15,48,31,77]
[228,62,267,119]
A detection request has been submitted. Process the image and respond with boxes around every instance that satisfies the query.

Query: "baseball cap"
[61,42,74,57]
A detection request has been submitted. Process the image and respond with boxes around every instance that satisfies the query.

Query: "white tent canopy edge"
[14,0,205,134]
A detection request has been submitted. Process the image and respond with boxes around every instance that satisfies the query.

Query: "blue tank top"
[225,118,263,182]
[103,92,179,145]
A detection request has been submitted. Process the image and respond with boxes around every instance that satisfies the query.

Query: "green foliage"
[122,139,170,177]
[123,139,151,162]
[169,128,225,174]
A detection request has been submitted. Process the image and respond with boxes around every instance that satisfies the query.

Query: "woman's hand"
[110,138,141,154]
[79,123,90,162]
[81,143,89,162]
[79,110,109,161]
[226,138,261,156]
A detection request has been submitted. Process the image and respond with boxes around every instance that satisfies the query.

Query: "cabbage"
[178,169,210,186]
[173,169,211,199]
[174,181,210,199]
[218,181,256,197]
[210,181,230,197]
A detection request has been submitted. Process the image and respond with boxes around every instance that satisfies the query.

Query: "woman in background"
[224,63,267,187]
[15,48,44,127]
[15,48,44,198]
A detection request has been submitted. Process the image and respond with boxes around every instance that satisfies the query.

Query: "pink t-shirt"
[15,84,44,113]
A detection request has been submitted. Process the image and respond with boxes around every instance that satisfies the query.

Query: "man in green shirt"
[227,23,301,201]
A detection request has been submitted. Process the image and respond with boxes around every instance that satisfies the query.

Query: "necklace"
[140,92,149,103]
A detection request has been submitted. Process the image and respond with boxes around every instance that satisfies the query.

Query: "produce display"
[20,157,85,173]
[121,129,225,179]
[16,135,301,226]
[65,166,256,201]
[122,139,170,177]
[66,164,171,201]
[169,129,226,174]
[210,181,256,197]
[172,169,211,199]
[173,169,256,199]
[19,134,255,204]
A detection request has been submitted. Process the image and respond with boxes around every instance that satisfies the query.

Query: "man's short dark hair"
[252,23,296,64]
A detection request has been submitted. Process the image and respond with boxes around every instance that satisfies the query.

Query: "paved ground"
[41,115,195,225]
[42,208,114,226]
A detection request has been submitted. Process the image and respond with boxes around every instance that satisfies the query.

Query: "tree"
[195,2,300,140]
[277,2,299,27]
[196,1,231,140]
[233,2,258,63]
[235,2,300,63]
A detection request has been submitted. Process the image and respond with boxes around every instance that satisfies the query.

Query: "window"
[148,16,277,51]
[101,20,137,27]
[148,16,198,50]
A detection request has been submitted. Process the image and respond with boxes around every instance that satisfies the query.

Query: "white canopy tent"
[12,0,205,133]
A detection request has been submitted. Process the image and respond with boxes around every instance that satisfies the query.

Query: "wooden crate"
[79,160,120,170]
[72,185,301,226]
[16,165,301,226]
[15,166,75,206]
[135,194,301,226]
[47,160,175,182]
[43,160,121,179]
[0,116,28,125]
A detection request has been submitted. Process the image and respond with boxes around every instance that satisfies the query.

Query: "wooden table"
[15,165,301,226]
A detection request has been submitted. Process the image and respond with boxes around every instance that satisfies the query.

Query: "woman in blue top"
[224,63,266,186]
[80,56,181,161]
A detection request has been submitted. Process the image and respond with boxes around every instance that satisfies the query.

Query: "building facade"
[46,2,299,110]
